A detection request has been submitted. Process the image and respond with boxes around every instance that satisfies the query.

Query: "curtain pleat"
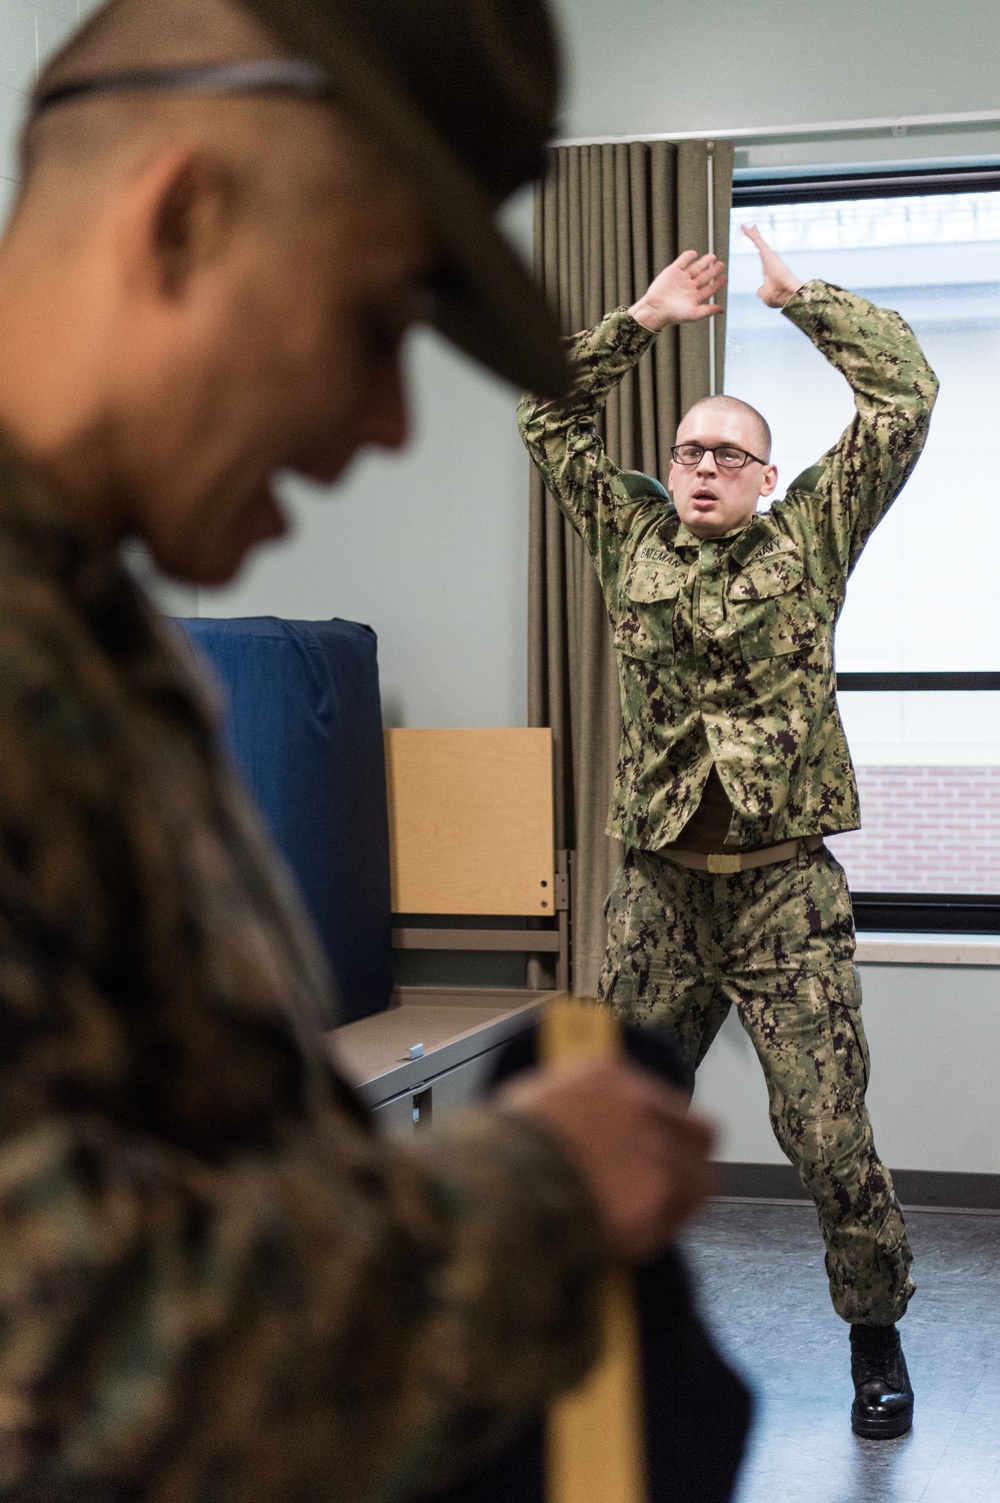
[528,138,734,995]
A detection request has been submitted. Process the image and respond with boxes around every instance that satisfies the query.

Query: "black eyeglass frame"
[670,443,768,470]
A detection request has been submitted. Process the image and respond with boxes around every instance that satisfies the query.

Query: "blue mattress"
[179,616,392,1024]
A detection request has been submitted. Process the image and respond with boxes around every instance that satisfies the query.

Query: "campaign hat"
[31,0,568,394]
[233,0,569,393]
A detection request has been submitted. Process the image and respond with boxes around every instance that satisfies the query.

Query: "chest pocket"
[615,562,684,665]
[728,549,816,660]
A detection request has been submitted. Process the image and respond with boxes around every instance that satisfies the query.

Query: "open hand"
[741,224,805,308]
[629,250,726,334]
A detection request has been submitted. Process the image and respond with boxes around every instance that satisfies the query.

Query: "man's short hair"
[681,395,772,462]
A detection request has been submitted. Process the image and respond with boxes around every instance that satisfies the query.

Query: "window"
[726,174,1000,929]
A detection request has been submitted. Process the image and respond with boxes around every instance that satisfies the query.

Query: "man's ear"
[126,149,236,301]
[759,462,779,499]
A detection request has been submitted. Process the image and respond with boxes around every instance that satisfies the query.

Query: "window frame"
[732,165,1000,208]
[731,166,1000,933]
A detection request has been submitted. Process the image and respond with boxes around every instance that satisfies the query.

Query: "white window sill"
[855,932,1000,967]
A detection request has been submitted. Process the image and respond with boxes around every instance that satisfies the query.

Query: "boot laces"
[851,1332,905,1390]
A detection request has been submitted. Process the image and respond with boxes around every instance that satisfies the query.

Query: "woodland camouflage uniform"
[518,280,939,1324]
[0,443,603,1503]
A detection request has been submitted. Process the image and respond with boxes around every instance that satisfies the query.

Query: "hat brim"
[235,0,570,398]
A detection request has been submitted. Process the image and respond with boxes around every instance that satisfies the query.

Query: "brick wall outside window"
[827,767,1000,894]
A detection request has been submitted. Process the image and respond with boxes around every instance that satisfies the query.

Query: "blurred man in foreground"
[0,0,716,1499]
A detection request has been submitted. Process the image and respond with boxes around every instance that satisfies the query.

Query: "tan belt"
[660,834,824,876]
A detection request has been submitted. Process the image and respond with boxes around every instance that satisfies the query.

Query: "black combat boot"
[850,1323,914,1439]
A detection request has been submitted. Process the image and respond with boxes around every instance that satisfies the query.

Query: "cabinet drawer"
[372,1041,511,1136]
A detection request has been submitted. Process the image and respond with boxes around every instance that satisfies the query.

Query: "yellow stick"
[542,997,649,1503]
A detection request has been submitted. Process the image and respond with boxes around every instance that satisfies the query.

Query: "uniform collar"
[673,515,770,558]
[727,515,774,567]
[673,522,701,551]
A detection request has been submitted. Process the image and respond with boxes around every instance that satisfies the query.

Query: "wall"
[200,186,537,731]
[0,0,94,215]
[560,0,1000,143]
[694,961,1000,1178]
[830,769,1000,895]
[3,1,998,1174]
[558,0,1000,1184]
[196,0,1000,733]
[0,1,534,730]
[6,0,1000,732]
[203,316,534,731]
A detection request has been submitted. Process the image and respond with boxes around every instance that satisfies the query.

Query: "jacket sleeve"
[517,308,663,589]
[0,606,605,1503]
[0,1091,603,1503]
[778,280,939,577]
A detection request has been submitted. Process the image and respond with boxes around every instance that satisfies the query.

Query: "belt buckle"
[707,852,743,875]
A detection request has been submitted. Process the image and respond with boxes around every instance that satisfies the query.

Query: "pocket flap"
[729,551,804,601]
[625,564,684,603]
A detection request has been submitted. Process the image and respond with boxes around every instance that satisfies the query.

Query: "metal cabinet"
[332,987,545,1140]
[371,1040,511,1136]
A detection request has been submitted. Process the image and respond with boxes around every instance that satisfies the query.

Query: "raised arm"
[742,223,939,577]
[517,252,725,586]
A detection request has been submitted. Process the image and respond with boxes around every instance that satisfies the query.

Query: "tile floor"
[684,1200,1000,1503]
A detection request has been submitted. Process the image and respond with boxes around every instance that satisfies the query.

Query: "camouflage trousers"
[598,842,915,1326]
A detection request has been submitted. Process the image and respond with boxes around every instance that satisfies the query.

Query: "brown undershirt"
[664,765,735,854]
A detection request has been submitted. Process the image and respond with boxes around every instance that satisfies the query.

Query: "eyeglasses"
[670,443,767,470]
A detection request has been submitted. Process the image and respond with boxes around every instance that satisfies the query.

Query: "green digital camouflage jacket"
[518,281,939,851]
[0,443,603,1503]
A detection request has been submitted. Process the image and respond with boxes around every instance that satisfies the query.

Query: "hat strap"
[31,58,330,118]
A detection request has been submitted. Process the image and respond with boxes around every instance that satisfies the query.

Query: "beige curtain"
[528,139,734,996]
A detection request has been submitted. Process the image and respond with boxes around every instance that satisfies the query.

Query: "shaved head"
[13,0,375,246]
[680,395,772,462]
[22,0,271,170]
[0,0,435,586]
[37,0,259,79]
